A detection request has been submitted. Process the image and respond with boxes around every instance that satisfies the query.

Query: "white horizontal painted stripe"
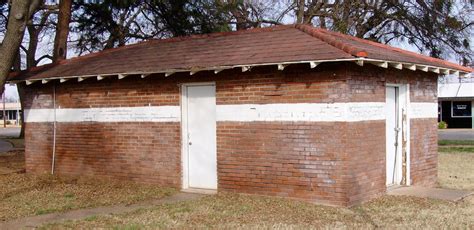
[24,106,180,123]
[217,103,386,122]
[410,102,438,119]
[25,102,437,123]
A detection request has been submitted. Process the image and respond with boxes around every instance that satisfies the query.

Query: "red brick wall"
[346,64,438,193]
[343,121,386,205]
[410,119,438,186]
[217,121,350,206]
[23,62,438,206]
[24,122,53,174]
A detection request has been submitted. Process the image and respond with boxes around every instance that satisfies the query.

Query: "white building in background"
[0,102,21,125]
[438,77,474,129]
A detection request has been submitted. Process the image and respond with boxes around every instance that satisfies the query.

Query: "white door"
[386,86,402,186]
[183,84,217,189]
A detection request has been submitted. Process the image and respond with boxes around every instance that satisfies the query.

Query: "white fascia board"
[378,61,389,68]
[117,74,127,79]
[309,61,320,68]
[390,62,403,70]
[428,67,440,73]
[19,58,471,85]
[440,68,450,75]
[403,64,417,71]
[214,68,228,74]
[277,64,287,71]
[355,59,364,66]
[25,80,36,85]
[417,65,429,72]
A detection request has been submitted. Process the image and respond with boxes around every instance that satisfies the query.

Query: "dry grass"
[0,151,176,221]
[43,151,474,229]
[1,141,472,228]
[43,193,474,229]
[438,152,474,190]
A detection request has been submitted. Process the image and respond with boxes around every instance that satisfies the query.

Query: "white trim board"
[24,102,438,123]
[24,106,181,123]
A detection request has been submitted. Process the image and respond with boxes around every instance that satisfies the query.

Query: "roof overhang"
[10,57,472,85]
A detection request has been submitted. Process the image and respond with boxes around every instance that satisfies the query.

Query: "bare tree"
[293,0,473,64]
[0,0,42,95]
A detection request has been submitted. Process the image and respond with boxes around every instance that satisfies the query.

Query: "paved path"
[0,139,13,153]
[0,127,20,138]
[0,192,205,229]
[388,186,473,202]
[438,129,474,140]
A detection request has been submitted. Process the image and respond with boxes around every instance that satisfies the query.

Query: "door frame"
[180,82,217,190]
[386,83,411,186]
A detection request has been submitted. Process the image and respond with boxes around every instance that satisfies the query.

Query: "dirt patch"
[0,150,25,174]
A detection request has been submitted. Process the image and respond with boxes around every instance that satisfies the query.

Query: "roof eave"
[8,57,472,85]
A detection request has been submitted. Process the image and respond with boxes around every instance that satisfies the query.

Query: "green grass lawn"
[438,140,474,146]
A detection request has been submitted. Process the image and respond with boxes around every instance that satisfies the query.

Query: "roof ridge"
[316,27,473,72]
[294,24,368,57]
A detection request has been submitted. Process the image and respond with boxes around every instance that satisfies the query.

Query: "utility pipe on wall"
[51,83,57,174]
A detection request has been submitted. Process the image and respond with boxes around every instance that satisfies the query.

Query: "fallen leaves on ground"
[0,150,176,221]
[43,193,474,229]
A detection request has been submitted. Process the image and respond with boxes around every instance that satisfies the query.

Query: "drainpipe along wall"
[51,83,57,174]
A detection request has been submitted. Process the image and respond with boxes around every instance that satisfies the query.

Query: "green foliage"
[438,121,448,129]
[72,0,232,54]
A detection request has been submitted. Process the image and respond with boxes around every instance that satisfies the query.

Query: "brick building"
[9,25,473,206]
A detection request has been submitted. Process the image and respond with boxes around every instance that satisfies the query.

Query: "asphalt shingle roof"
[9,24,472,82]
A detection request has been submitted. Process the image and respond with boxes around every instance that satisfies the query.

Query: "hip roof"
[9,24,473,85]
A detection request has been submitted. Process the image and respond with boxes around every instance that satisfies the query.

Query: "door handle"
[189,142,192,145]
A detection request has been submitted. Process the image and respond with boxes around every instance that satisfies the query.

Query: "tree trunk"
[17,83,26,138]
[296,0,305,24]
[13,50,21,72]
[53,0,72,61]
[0,0,41,95]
